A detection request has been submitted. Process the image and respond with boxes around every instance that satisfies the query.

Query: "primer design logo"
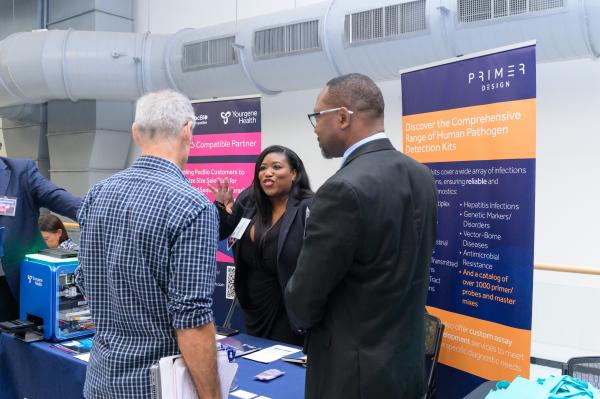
[27,274,43,287]
[468,63,526,92]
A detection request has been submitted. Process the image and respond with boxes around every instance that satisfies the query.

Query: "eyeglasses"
[307,107,354,128]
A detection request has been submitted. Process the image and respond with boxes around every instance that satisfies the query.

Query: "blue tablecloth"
[225,334,305,398]
[0,332,305,399]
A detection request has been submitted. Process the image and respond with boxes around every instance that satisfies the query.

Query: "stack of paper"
[153,350,238,399]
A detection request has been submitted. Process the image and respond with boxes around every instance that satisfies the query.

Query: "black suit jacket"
[285,139,438,399]
[217,187,312,314]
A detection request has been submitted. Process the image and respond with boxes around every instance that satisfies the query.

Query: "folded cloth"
[485,375,600,399]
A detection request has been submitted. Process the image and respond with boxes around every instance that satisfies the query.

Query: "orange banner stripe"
[403,99,536,163]
[427,306,531,382]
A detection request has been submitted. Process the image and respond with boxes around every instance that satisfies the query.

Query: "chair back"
[566,357,600,389]
[424,313,444,399]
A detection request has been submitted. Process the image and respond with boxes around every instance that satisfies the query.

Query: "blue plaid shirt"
[76,156,218,399]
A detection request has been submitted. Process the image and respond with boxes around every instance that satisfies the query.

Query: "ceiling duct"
[344,0,427,45]
[457,0,566,23]
[0,0,599,109]
[253,19,321,60]
[182,35,238,71]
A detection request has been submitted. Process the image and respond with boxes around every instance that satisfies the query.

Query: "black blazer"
[285,139,438,399]
[217,187,312,311]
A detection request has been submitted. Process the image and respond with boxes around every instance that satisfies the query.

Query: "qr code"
[225,266,236,300]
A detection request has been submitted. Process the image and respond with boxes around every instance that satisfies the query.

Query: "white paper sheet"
[230,389,257,399]
[74,353,90,362]
[174,358,197,399]
[241,345,301,363]
[170,351,238,399]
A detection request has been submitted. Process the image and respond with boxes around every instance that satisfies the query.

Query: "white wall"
[535,58,600,267]
[135,0,600,360]
[134,0,325,33]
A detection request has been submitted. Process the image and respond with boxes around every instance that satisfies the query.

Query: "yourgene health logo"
[220,111,232,125]
[220,110,258,125]
[27,274,43,287]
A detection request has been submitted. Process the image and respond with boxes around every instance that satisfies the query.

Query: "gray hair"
[134,90,195,139]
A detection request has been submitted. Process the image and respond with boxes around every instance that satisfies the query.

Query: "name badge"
[0,197,17,217]
[304,208,310,238]
[227,218,251,250]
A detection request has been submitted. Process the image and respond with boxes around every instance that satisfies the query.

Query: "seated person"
[38,214,79,251]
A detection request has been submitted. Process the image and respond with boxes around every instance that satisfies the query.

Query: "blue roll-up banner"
[185,97,261,330]
[401,43,536,398]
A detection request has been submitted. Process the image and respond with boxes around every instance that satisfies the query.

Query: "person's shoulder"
[0,157,35,172]
[171,180,212,207]
[297,195,314,218]
[162,179,216,221]
[89,168,127,190]
[287,192,313,209]
[316,174,357,197]
[297,193,314,207]
[351,147,431,176]
[236,186,254,204]
[392,151,435,179]
[230,186,256,213]
[82,167,141,204]
[81,176,110,204]
[117,164,199,203]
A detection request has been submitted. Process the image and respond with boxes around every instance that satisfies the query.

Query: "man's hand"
[176,322,221,399]
[208,178,234,214]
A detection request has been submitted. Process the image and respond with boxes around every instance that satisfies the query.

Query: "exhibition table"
[0,332,306,399]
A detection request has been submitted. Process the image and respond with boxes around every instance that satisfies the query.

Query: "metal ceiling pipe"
[0,0,598,109]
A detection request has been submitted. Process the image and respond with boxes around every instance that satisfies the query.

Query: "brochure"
[52,337,94,355]
[217,336,260,357]
[281,351,307,367]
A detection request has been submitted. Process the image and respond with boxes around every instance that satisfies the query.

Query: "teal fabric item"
[485,375,600,398]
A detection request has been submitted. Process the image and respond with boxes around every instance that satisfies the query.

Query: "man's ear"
[132,123,141,145]
[182,121,192,144]
[339,109,351,129]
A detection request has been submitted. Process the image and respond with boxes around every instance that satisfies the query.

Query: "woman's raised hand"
[208,177,234,214]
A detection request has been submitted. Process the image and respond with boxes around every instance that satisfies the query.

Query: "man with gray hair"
[76,90,221,398]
